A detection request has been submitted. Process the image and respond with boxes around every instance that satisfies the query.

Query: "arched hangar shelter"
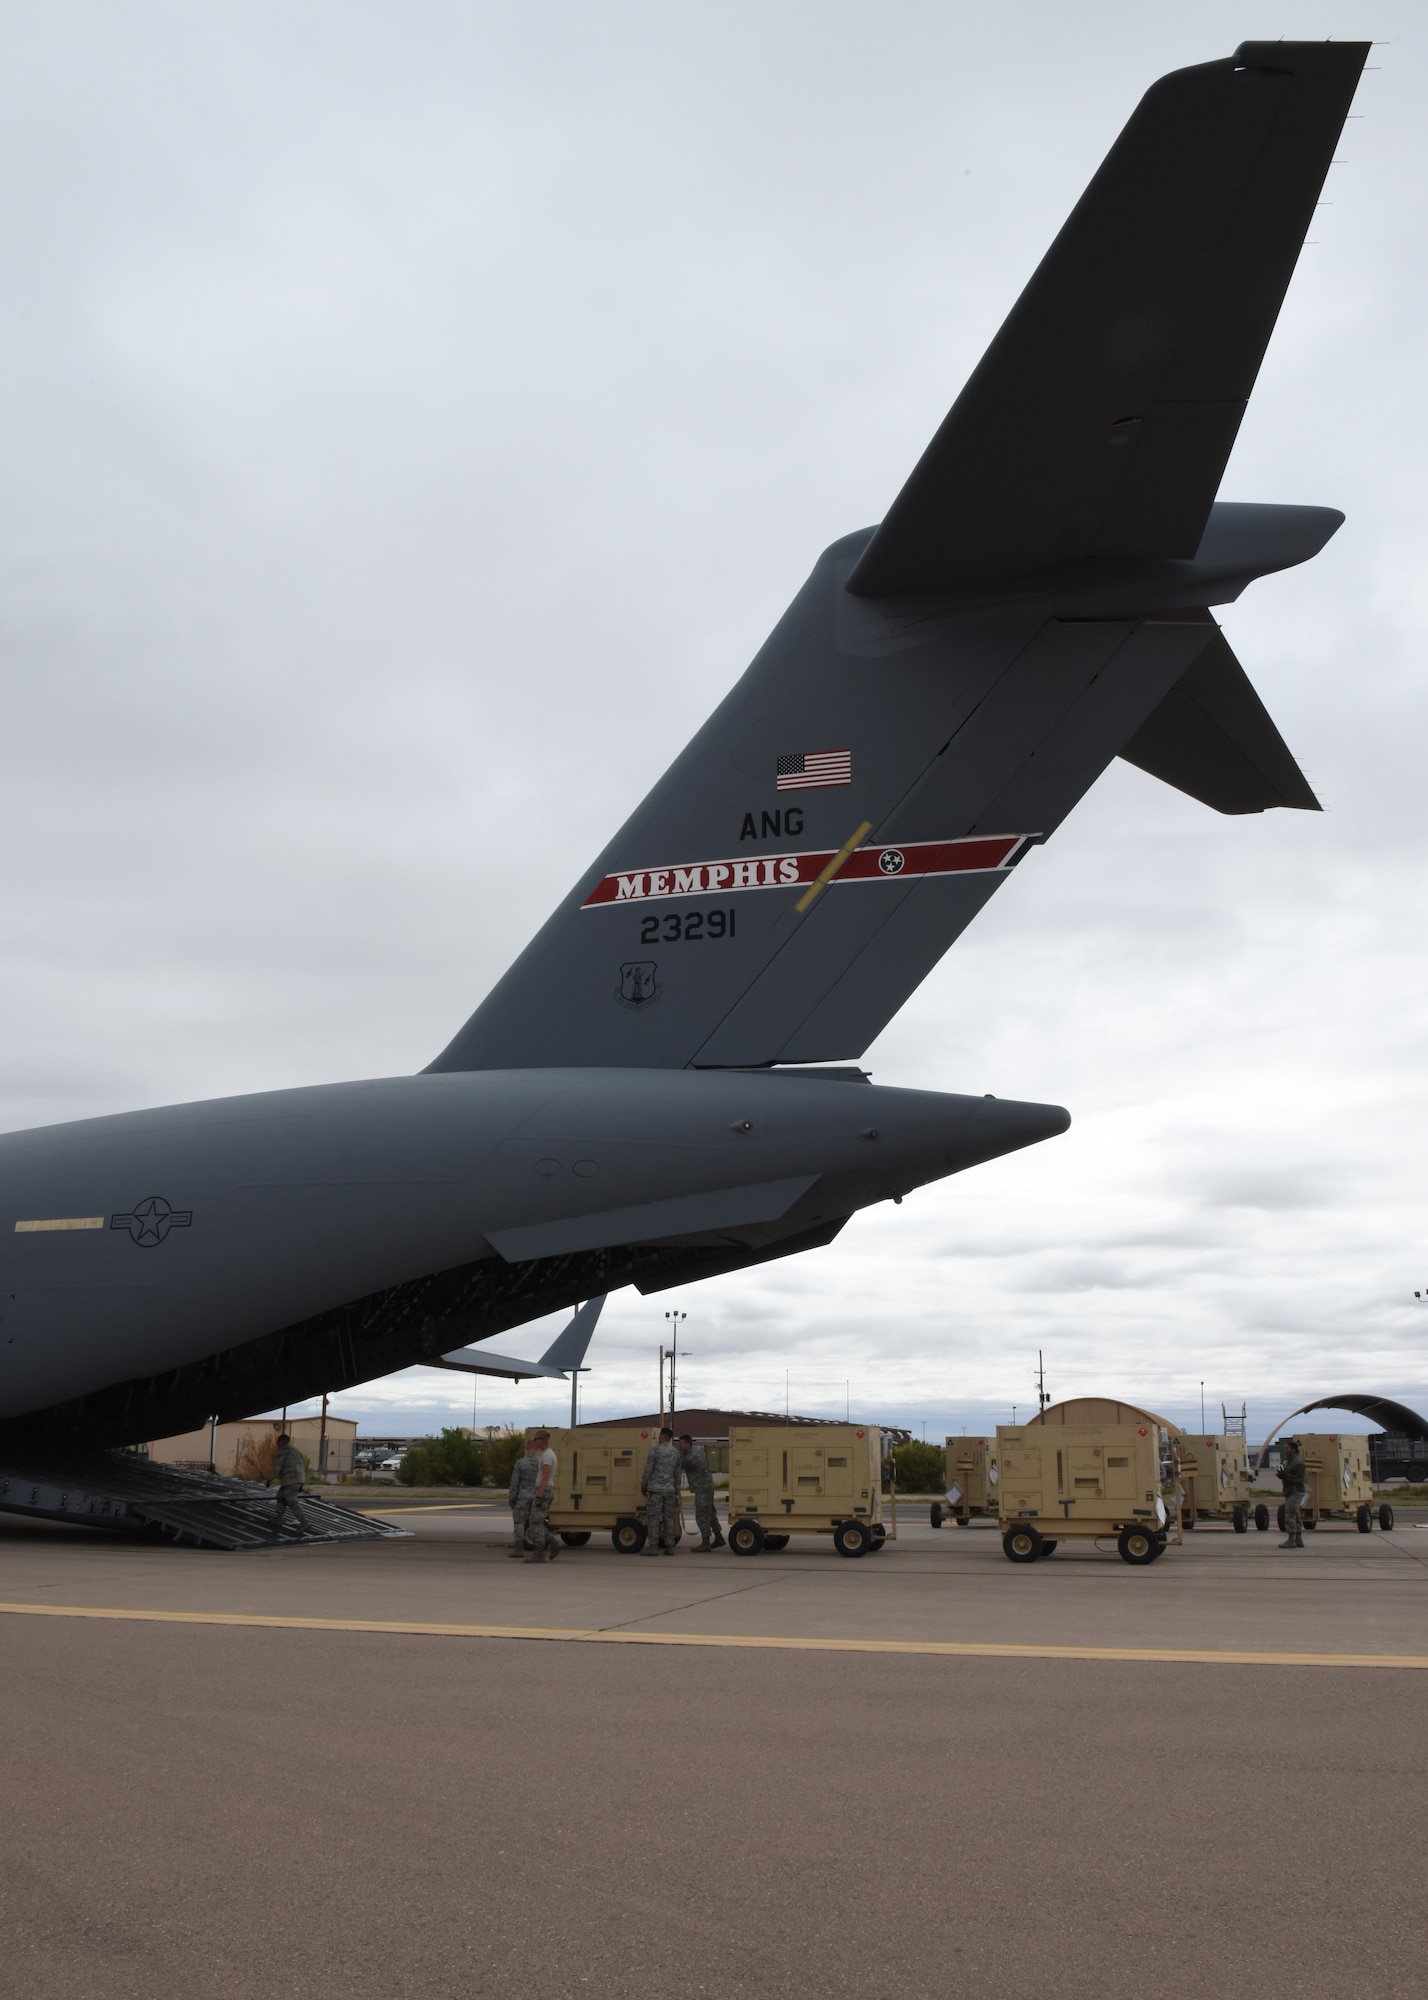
[1259,1395,1428,1482]
[1028,1397,1179,1438]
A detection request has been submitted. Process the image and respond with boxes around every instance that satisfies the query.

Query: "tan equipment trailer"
[1175,1433,1265,1533]
[1282,1433,1394,1534]
[725,1424,891,1556]
[997,1423,1177,1565]
[931,1436,997,1527]
[542,1425,686,1553]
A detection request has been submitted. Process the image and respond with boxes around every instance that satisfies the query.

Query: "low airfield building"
[146,1414,357,1480]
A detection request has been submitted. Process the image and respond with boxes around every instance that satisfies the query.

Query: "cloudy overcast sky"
[1,2,1422,1445]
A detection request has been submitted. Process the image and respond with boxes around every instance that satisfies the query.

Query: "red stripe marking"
[581,835,1029,907]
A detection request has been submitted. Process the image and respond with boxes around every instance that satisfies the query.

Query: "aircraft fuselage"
[0,1067,1065,1433]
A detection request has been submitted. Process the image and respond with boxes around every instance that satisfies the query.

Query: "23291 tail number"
[640,908,738,944]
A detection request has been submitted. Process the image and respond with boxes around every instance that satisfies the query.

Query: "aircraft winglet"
[431,1295,607,1383]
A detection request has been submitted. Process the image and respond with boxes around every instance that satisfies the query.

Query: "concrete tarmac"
[2,1507,1425,1998]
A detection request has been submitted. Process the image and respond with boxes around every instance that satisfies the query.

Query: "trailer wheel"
[1117,1524,1158,1566]
[1038,1539,1058,1557]
[930,1503,943,1528]
[868,1525,888,1553]
[1379,1503,1396,1532]
[1304,1516,1317,1530]
[1001,1524,1043,1564]
[1356,1505,1373,1534]
[834,1520,873,1558]
[1277,1504,1287,1533]
[1149,1534,1169,1561]
[728,1518,765,1556]
[1182,1514,1195,1530]
[559,1530,591,1547]
[1232,1505,1249,1534]
[954,1515,971,1528]
[611,1517,647,1554]
[1254,1504,1270,1532]
[762,1533,790,1551]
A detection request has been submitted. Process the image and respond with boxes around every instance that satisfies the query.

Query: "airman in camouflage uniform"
[640,1427,682,1555]
[266,1433,312,1538]
[677,1432,724,1551]
[1279,1438,1307,1548]
[508,1439,542,1558]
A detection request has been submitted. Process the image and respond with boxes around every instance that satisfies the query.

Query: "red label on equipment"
[581,835,1033,907]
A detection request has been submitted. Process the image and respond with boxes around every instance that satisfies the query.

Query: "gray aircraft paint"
[0,42,1368,1455]
[0,1067,1062,1428]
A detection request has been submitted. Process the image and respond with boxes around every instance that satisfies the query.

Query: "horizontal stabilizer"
[847,41,1368,595]
[432,1344,568,1382]
[1118,626,1319,814]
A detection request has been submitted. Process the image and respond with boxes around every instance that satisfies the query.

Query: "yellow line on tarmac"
[0,1601,1425,1669]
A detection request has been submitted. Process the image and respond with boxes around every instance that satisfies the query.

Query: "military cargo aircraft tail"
[0,43,1368,1469]
[429,41,1364,1079]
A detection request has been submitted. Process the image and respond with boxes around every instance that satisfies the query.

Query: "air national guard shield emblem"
[616,960,661,1009]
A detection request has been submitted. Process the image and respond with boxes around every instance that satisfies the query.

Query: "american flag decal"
[776,749,851,792]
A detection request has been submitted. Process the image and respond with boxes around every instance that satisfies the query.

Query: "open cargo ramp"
[0,1449,409,1550]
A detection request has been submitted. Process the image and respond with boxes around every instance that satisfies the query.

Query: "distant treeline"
[396,1426,526,1487]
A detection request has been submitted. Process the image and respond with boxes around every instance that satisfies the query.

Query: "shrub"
[889,1441,946,1493]
[235,1434,312,1484]
[235,1433,279,1482]
[483,1427,527,1489]
[396,1429,487,1486]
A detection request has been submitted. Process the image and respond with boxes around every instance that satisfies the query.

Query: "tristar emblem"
[615,961,661,1009]
[582,834,1037,906]
[111,1195,193,1247]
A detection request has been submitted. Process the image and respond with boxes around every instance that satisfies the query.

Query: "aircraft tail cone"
[949,1094,1070,1172]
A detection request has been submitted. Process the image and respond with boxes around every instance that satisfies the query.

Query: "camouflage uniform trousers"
[273,1485,310,1533]
[1283,1490,1305,1544]
[512,1493,555,1557]
[644,1489,681,1549]
[688,1479,719,1544]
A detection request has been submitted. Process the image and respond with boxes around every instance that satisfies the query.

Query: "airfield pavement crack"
[593,1572,795,1633]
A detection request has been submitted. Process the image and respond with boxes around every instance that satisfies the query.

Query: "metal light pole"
[664,1311,686,1423]
[569,1365,591,1428]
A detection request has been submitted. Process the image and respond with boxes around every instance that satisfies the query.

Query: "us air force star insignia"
[877,848,906,875]
[110,1195,193,1247]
